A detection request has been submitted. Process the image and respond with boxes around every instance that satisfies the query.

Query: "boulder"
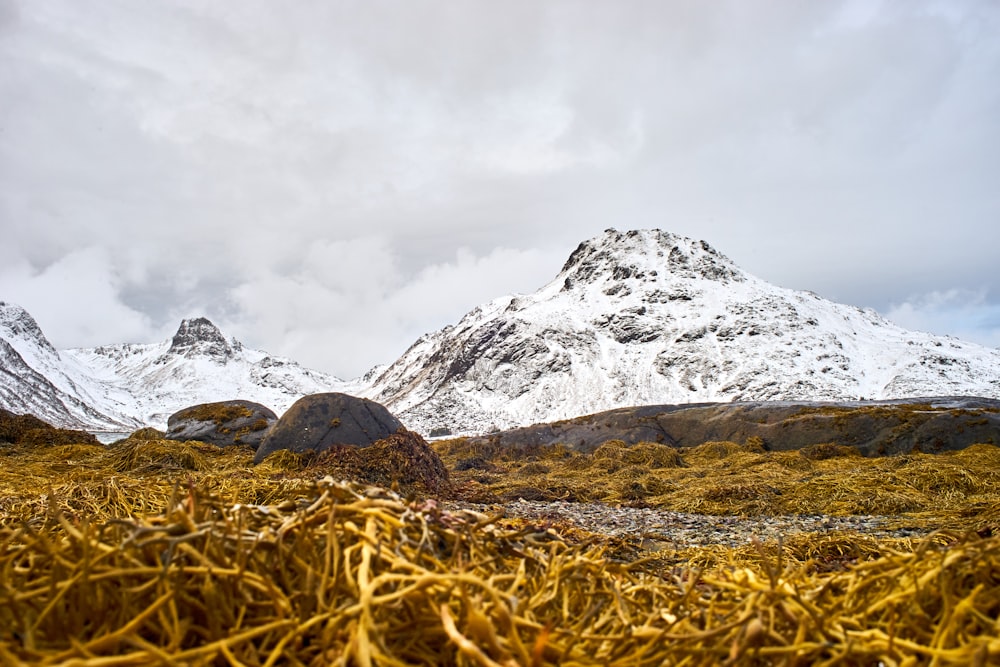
[253,393,404,463]
[165,400,276,449]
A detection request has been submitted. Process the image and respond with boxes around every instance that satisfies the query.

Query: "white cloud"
[0,247,155,347]
[1,0,998,373]
[886,289,1000,349]
[221,240,564,378]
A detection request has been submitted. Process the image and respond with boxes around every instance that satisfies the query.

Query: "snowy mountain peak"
[167,317,236,360]
[6,228,1000,436]
[1,306,359,429]
[365,228,1000,435]
[0,301,58,357]
[558,228,744,293]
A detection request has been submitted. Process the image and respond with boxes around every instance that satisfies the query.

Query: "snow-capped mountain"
[0,304,355,429]
[365,229,1000,435]
[0,302,141,430]
[6,229,1000,435]
[63,317,359,428]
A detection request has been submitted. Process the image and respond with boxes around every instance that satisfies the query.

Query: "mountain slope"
[0,302,141,430]
[63,318,358,428]
[365,229,1000,435]
[6,228,1000,435]
[0,304,356,430]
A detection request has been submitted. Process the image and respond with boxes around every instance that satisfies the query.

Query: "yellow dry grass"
[0,436,999,663]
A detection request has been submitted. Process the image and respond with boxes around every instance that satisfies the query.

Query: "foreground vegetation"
[437,437,1000,529]
[0,433,998,664]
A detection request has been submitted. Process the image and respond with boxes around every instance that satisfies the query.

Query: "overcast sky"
[1,0,998,378]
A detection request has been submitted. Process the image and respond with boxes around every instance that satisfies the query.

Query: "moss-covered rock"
[165,400,276,449]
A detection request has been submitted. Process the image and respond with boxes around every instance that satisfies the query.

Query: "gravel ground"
[447,499,930,549]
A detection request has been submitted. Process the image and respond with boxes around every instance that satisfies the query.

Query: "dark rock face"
[167,318,235,359]
[165,400,276,449]
[253,393,404,463]
[458,397,1000,457]
[558,229,744,291]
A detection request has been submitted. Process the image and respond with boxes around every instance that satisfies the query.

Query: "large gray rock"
[165,400,276,449]
[253,393,403,463]
[458,397,1000,457]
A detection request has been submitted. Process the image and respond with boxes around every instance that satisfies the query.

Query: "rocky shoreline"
[449,498,931,549]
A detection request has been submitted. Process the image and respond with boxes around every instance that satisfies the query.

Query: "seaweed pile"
[439,438,1000,532]
[0,429,447,525]
[1,428,999,663]
[2,476,999,665]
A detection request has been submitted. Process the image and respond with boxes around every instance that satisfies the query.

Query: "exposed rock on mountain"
[63,319,357,428]
[0,305,357,430]
[165,400,276,449]
[253,393,403,463]
[0,302,140,430]
[166,318,237,360]
[456,397,1000,457]
[366,229,1000,435]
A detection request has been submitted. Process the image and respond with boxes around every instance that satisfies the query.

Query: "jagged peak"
[558,228,744,290]
[0,301,58,355]
[167,317,235,359]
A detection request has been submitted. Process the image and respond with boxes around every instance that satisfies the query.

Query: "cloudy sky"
[1,1,998,378]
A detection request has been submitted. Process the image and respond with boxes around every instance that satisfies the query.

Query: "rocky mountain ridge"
[366,229,1000,434]
[0,302,140,430]
[4,228,1000,434]
[0,302,356,429]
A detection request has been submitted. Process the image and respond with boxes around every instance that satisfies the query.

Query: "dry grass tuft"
[683,440,748,463]
[303,429,451,495]
[624,441,686,468]
[125,426,167,441]
[255,446,309,473]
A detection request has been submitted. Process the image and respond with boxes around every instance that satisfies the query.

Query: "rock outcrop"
[455,397,1000,457]
[166,318,237,360]
[253,393,403,463]
[165,400,276,448]
[0,302,141,431]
